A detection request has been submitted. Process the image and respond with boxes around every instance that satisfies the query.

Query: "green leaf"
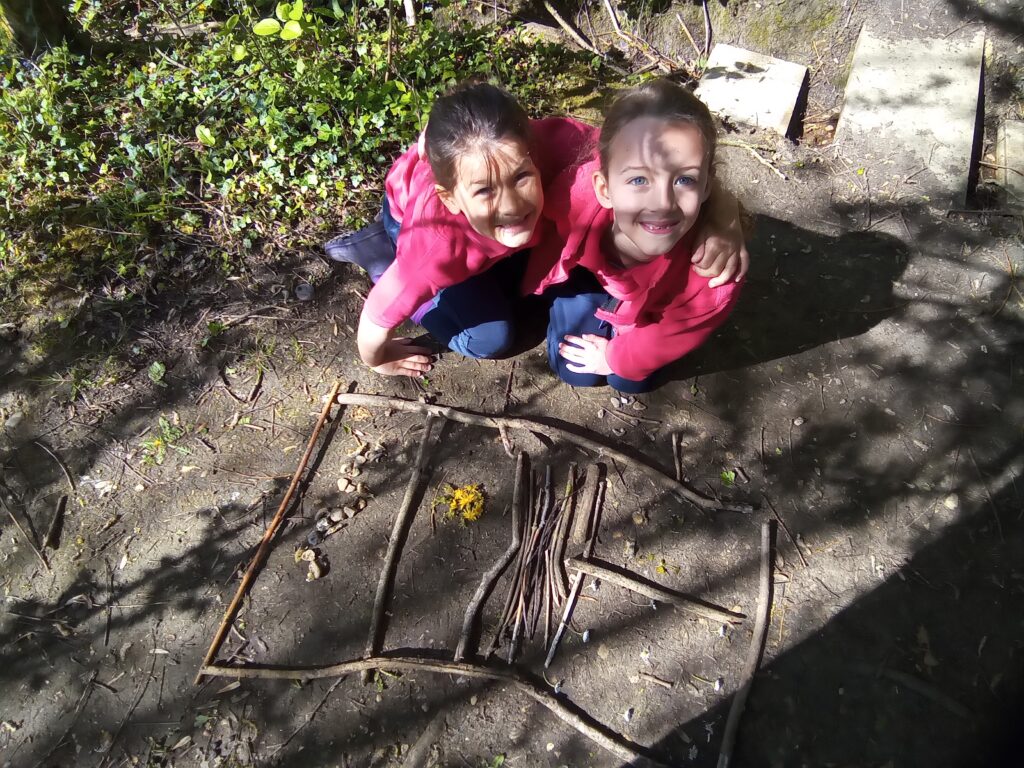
[280,20,302,39]
[720,469,736,487]
[295,58,306,75]
[231,44,248,62]
[148,361,166,385]
[275,2,292,21]
[289,0,304,20]
[225,13,239,31]
[195,124,216,147]
[253,18,282,35]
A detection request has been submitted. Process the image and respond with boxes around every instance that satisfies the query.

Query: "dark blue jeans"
[382,199,524,360]
[545,268,656,393]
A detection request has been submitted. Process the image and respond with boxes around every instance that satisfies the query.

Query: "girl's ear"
[592,170,613,210]
[435,184,462,215]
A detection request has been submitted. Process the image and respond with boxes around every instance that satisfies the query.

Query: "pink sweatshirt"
[363,117,594,329]
[524,156,742,381]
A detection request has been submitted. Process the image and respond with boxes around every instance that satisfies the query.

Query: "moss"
[742,0,840,56]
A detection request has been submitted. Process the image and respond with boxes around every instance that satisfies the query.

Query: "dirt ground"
[1,1,1023,767]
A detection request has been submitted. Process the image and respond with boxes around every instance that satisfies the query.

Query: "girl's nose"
[653,182,674,210]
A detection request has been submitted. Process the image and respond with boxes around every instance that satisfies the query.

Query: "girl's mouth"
[498,214,535,235]
[639,220,679,235]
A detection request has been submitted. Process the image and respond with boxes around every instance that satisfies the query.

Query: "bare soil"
[1,1,1022,767]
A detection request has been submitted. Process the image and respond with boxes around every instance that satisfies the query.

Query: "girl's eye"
[515,171,534,184]
[474,187,494,198]
[675,175,697,186]
[626,176,648,187]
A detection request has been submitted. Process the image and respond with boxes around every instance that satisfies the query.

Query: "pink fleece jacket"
[524,156,742,381]
[363,117,594,329]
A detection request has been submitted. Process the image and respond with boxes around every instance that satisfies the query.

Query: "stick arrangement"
[195,392,763,767]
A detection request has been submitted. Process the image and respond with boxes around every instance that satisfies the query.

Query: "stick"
[675,12,702,56]
[546,478,604,668]
[717,520,775,768]
[455,452,527,661]
[363,416,440,681]
[201,656,665,767]
[761,495,808,567]
[34,440,76,492]
[486,471,534,658]
[0,492,50,572]
[567,557,745,624]
[720,139,788,181]
[334,395,753,515]
[701,0,712,57]
[572,465,600,545]
[270,677,345,756]
[402,0,416,26]
[541,0,602,55]
[195,380,342,685]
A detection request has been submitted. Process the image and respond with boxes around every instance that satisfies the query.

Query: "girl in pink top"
[526,80,744,392]
[326,80,747,378]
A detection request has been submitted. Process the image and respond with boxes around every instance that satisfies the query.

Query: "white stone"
[696,43,808,136]
[836,28,984,209]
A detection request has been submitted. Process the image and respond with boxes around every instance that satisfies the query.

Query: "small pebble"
[329,509,345,523]
[597,408,606,419]
[582,629,591,644]
[631,511,646,526]
[792,417,805,426]
[315,518,330,533]
[714,677,724,692]
[294,282,314,302]
[339,462,351,474]
[337,478,353,492]
[546,742,555,751]
[470,695,478,706]
[306,531,322,546]
[632,401,647,411]
[623,707,634,722]
[612,427,626,436]
[355,498,367,511]
[350,467,362,477]
[343,506,357,519]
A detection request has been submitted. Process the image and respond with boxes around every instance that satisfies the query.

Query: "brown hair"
[424,80,532,190]
[598,79,716,172]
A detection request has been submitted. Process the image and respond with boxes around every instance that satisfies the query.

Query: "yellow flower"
[436,483,485,524]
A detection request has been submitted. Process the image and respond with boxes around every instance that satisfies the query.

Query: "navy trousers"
[545,268,656,393]
[382,199,524,360]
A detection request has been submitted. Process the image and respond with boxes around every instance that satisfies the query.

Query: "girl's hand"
[559,334,613,375]
[370,337,435,377]
[357,310,434,377]
[691,184,749,287]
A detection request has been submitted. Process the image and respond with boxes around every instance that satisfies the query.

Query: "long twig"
[455,451,526,661]
[567,557,745,624]
[333,394,753,513]
[34,440,76,492]
[717,520,775,768]
[720,139,788,180]
[270,677,345,756]
[541,0,601,55]
[195,380,342,685]
[363,416,441,681]
[0,492,51,572]
[201,656,665,767]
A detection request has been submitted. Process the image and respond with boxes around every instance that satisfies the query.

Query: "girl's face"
[593,117,712,266]
[436,136,543,249]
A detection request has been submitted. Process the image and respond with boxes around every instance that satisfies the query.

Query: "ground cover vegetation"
[0,0,602,344]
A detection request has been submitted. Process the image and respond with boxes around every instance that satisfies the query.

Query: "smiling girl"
[526,79,744,392]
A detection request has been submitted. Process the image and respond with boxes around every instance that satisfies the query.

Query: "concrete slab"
[835,28,984,210]
[995,121,1024,211]
[695,44,808,137]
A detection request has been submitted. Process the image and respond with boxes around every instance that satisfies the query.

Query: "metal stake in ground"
[363,415,442,682]
[194,379,342,685]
